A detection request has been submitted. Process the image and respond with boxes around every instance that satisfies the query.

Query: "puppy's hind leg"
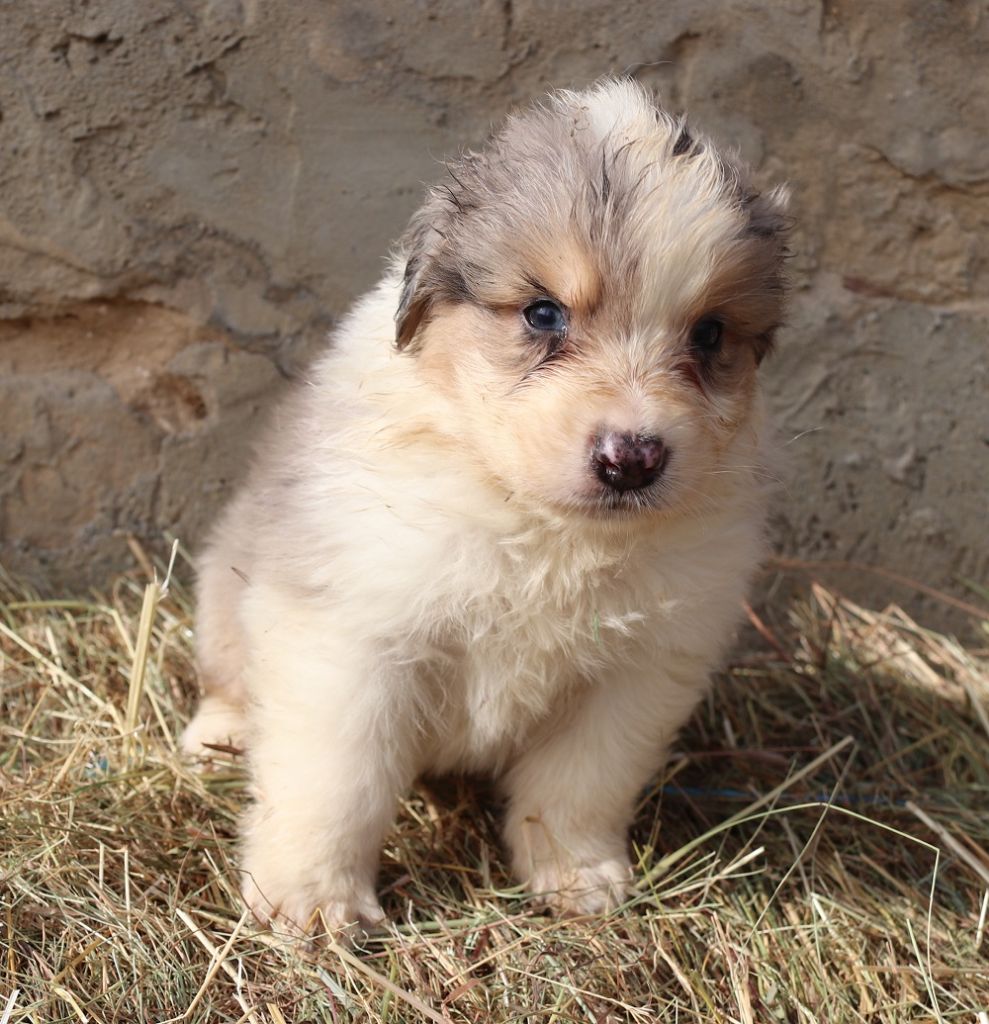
[503,657,708,915]
[182,694,247,757]
[183,543,251,757]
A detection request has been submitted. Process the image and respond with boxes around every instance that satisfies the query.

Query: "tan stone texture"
[1,1,986,624]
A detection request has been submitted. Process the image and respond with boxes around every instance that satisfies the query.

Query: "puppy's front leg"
[240,609,417,939]
[503,656,708,915]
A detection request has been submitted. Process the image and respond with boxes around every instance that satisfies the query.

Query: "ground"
[1,550,987,1023]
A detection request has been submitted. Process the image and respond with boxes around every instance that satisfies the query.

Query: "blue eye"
[690,316,724,355]
[523,299,567,333]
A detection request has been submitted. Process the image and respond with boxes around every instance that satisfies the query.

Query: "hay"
[2,552,988,1023]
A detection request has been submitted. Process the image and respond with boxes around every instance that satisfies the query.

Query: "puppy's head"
[396,79,789,523]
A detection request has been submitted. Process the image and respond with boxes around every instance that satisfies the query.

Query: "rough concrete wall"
[1,0,986,623]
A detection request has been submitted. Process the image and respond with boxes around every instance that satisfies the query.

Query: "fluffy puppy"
[183,78,789,936]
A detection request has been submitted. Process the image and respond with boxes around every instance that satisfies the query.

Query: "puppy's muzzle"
[591,432,668,492]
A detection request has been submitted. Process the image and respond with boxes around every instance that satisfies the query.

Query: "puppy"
[183,78,789,936]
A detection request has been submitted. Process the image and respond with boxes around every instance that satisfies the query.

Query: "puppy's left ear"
[744,185,791,366]
[745,184,791,240]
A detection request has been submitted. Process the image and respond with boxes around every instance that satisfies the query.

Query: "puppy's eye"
[690,316,724,355]
[523,300,567,333]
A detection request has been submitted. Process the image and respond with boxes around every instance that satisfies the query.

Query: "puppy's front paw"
[507,814,632,916]
[527,855,632,916]
[242,872,385,944]
[241,829,385,944]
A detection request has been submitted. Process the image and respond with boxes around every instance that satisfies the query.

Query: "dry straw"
[1,550,987,1023]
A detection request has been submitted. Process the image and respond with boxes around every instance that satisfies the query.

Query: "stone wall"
[1,0,986,624]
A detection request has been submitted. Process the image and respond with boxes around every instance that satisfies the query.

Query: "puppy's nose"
[592,432,667,492]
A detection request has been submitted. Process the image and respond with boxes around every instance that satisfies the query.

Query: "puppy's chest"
[429,549,654,767]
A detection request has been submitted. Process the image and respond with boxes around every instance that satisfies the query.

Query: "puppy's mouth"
[560,482,669,521]
[600,486,663,512]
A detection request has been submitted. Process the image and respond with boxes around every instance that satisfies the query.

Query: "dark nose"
[592,432,667,492]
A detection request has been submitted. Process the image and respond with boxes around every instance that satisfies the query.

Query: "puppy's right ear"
[395,157,483,351]
[395,251,429,351]
[394,197,451,352]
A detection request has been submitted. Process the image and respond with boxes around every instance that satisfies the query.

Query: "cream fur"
[183,79,788,937]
